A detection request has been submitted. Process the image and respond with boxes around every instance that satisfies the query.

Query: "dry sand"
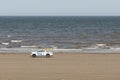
[0,53,120,80]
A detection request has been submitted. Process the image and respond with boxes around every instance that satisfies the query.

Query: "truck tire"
[32,54,36,58]
[46,54,50,58]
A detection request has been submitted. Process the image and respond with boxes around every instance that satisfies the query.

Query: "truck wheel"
[32,54,36,58]
[46,54,50,58]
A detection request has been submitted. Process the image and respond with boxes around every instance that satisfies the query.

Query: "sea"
[0,16,120,49]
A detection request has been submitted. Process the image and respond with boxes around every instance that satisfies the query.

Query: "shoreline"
[0,47,120,54]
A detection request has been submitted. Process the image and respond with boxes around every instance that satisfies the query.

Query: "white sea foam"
[2,42,9,45]
[7,35,11,37]
[11,40,22,43]
[21,45,37,48]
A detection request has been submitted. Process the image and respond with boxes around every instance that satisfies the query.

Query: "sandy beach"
[0,53,120,80]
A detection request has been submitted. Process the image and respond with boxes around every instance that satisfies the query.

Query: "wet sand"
[0,53,120,80]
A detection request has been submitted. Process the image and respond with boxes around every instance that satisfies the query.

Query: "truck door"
[38,51,42,56]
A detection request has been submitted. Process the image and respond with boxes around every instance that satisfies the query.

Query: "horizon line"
[0,15,120,17]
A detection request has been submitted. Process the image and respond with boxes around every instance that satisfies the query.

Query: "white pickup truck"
[31,50,53,58]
